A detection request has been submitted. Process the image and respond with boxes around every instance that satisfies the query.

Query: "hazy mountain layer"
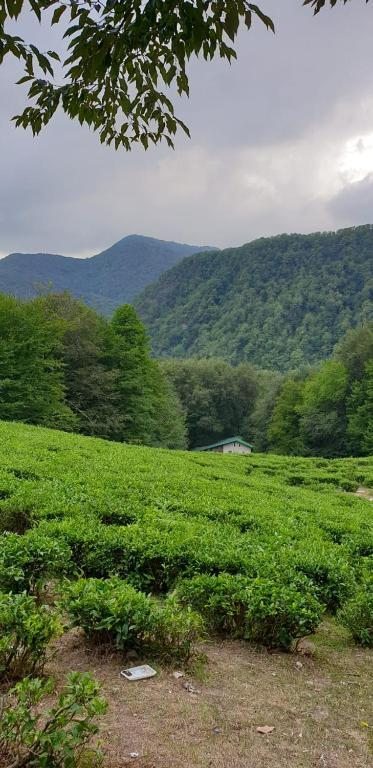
[0,235,213,313]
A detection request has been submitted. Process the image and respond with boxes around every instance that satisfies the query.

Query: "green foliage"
[289,547,355,612]
[0,294,75,429]
[39,293,124,441]
[268,378,304,454]
[269,323,373,457]
[176,573,323,649]
[339,580,373,647]
[162,358,258,448]
[149,365,188,450]
[0,531,73,597]
[0,592,60,681]
[336,322,373,381]
[304,0,367,14]
[243,579,323,650]
[176,573,253,635]
[347,360,373,456]
[1,1,273,149]
[298,360,349,457]
[63,577,202,661]
[111,304,155,443]
[0,293,186,449]
[136,226,373,371]
[150,595,204,662]
[0,420,372,650]
[0,672,107,767]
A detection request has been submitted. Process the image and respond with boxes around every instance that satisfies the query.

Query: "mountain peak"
[0,235,213,313]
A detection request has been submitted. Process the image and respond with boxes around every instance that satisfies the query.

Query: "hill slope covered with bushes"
[0,420,372,655]
[136,225,373,370]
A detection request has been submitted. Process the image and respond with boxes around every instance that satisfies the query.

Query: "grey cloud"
[328,173,373,227]
[1,0,373,256]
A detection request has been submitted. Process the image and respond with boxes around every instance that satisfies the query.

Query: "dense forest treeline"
[0,293,371,457]
[268,323,373,457]
[161,358,282,450]
[136,225,373,371]
[162,324,373,456]
[0,293,187,449]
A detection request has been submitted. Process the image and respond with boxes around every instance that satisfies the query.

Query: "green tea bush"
[339,579,373,647]
[0,672,107,768]
[41,516,257,592]
[0,531,73,597]
[0,592,60,680]
[345,530,373,558]
[63,577,202,661]
[150,595,204,662]
[244,579,323,650]
[289,547,355,612]
[176,573,252,635]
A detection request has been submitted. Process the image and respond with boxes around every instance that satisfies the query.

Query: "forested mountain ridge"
[135,225,373,371]
[0,235,214,313]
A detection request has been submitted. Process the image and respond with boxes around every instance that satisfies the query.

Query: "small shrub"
[63,577,154,647]
[290,548,355,612]
[339,581,373,647]
[0,672,107,768]
[286,475,306,486]
[345,531,373,558]
[0,592,60,680]
[244,579,323,650]
[339,479,358,492]
[176,573,252,635]
[151,596,204,662]
[8,467,40,481]
[63,577,202,661]
[0,530,73,597]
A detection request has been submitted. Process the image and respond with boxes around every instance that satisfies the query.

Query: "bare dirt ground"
[47,621,372,768]
[355,487,373,502]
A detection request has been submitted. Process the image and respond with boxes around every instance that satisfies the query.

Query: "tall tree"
[0,294,74,428]
[148,363,187,450]
[268,378,304,455]
[247,369,283,451]
[298,360,349,457]
[335,323,373,382]
[347,360,373,456]
[111,304,162,443]
[37,293,123,440]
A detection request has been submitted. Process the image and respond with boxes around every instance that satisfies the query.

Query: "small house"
[194,436,253,455]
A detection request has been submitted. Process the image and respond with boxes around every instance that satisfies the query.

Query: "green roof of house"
[193,436,254,452]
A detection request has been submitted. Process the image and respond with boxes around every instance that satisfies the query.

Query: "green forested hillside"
[0,236,212,313]
[136,226,373,371]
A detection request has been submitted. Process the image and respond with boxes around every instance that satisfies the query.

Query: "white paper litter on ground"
[120,664,157,681]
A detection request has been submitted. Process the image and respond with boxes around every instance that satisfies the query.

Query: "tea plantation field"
[0,419,372,657]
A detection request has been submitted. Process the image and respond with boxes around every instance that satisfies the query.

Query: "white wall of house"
[222,442,252,454]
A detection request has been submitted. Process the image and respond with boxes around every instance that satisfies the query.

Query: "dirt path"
[355,486,373,501]
[47,622,372,768]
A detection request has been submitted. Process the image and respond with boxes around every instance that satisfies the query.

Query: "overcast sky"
[1,0,373,257]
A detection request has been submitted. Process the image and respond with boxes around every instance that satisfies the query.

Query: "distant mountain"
[135,225,373,371]
[0,235,214,313]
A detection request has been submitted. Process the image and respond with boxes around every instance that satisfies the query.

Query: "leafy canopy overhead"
[1,0,274,149]
[0,0,363,149]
